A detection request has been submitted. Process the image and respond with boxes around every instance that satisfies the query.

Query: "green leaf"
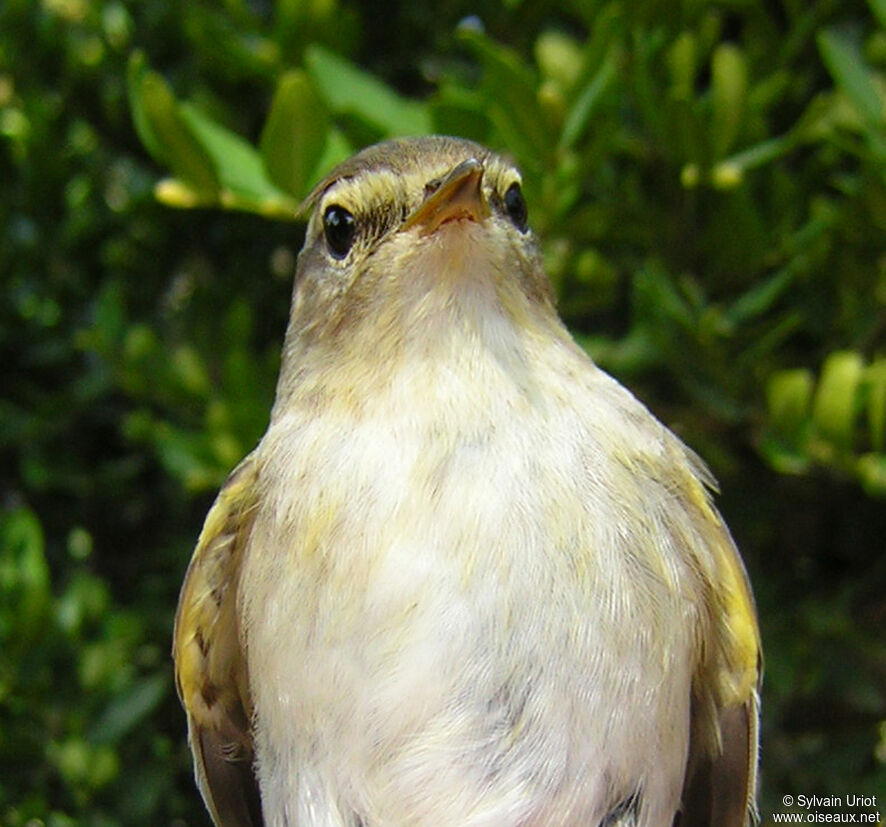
[133,418,224,493]
[259,70,330,200]
[126,52,165,163]
[153,177,217,210]
[535,31,584,90]
[634,263,695,331]
[170,345,211,398]
[792,89,863,143]
[126,52,219,194]
[869,0,886,28]
[579,327,660,376]
[429,84,492,145]
[311,127,354,185]
[710,43,747,159]
[0,507,50,640]
[559,45,620,151]
[767,369,814,436]
[857,453,886,497]
[812,350,865,447]
[725,260,797,325]
[667,31,697,101]
[758,432,812,476]
[715,134,796,176]
[457,28,552,165]
[304,44,432,137]
[866,358,886,452]
[178,103,298,213]
[817,28,885,130]
[89,674,168,744]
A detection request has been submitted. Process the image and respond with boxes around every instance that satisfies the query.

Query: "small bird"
[173,136,761,827]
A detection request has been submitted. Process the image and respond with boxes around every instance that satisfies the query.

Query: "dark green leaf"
[725,264,796,325]
[457,28,552,165]
[126,52,166,164]
[559,46,620,151]
[126,54,219,194]
[259,70,330,200]
[89,674,169,744]
[869,0,886,28]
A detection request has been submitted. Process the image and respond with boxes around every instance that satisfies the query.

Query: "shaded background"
[2,0,885,824]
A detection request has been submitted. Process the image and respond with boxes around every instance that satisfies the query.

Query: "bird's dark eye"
[503,182,528,232]
[323,205,356,259]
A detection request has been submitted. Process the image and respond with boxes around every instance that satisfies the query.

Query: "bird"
[173,135,761,827]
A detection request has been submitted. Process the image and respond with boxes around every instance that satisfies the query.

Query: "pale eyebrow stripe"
[319,168,432,209]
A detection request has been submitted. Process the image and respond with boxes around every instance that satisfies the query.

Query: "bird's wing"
[173,455,264,827]
[677,459,762,827]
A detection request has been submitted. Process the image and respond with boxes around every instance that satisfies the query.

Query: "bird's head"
[273,137,565,416]
[292,137,555,338]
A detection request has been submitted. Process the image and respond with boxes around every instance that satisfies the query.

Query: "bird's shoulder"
[173,454,264,827]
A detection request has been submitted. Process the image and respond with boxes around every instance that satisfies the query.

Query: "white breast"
[241,278,706,826]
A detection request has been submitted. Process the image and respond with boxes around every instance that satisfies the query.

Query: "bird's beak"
[403,158,490,235]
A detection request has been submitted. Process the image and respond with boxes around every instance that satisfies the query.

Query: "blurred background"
[2,0,885,824]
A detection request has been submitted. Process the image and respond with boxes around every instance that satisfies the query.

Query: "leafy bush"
[2,0,885,823]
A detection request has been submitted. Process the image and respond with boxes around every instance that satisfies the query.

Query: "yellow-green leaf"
[667,32,697,101]
[0,508,50,641]
[535,31,583,90]
[711,43,747,159]
[767,369,814,436]
[857,453,886,497]
[812,350,865,446]
[865,358,886,452]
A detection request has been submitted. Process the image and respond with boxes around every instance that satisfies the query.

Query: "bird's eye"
[323,205,356,259]
[503,182,528,233]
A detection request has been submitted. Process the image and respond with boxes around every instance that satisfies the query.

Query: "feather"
[173,456,263,826]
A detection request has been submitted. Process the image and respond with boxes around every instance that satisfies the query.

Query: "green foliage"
[0,508,173,824]
[763,353,886,495]
[3,0,886,823]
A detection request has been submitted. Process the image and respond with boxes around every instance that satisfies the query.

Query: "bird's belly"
[242,409,699,826]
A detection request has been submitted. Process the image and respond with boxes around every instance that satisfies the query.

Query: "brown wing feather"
[679,696,759,827]
[173,456,263,827]
[709,702,757,827]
